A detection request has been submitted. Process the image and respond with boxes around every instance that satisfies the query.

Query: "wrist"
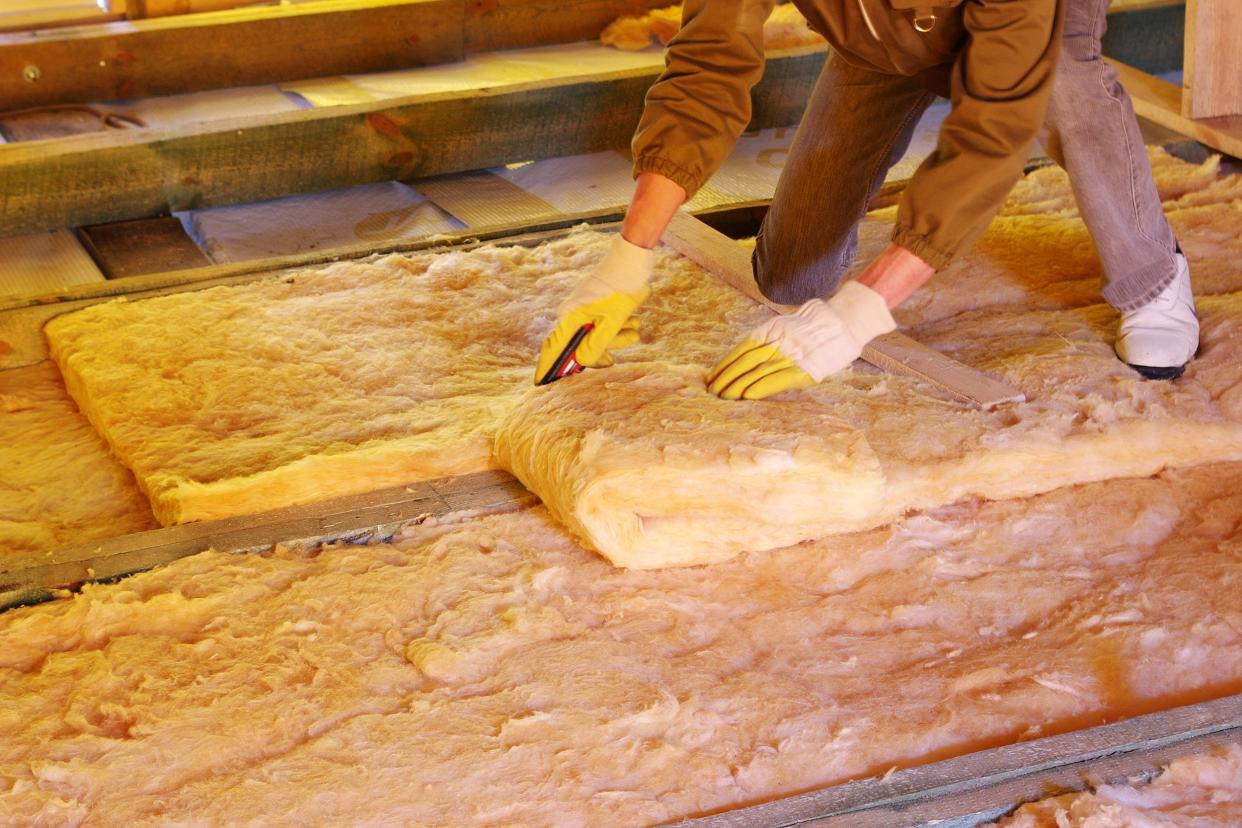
[856,243,935,309]
[621,172,686,249]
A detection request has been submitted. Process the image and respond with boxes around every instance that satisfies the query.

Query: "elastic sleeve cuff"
[891,227,954,271]
[632,155,703,200]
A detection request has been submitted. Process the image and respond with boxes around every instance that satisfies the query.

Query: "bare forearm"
[621,172,688,249]
[856,243,936,310]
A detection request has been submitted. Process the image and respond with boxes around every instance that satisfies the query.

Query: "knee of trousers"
[752,229,852,306]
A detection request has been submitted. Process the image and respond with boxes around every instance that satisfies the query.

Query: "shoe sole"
[1128,362,1186,380]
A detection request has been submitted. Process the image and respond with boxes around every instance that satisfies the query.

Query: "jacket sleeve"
[893,0,1063,269]
[631,0,778,198]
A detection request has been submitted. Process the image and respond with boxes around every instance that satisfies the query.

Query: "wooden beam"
[0,47,826,236]
[0,470,533,612]
[465,0,670,52]
[0,0,674,110]
[678,693,1242,827]
[661,211,1026,409]
[130,0,270,18]
[0,4,121,34]
[1109,58,1242,158]
[1183,0,1242,119]
[0,0,465,110]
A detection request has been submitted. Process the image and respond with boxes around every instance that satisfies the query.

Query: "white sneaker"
[1115,252,1199,380]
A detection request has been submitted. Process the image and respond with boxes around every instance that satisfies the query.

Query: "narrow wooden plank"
[132,0,271,17]
[813,729,1242,827]
[0,4,120,33]
[0,48,825,236]
[0,0,464,111]
[671,693,1242,827]
[0,472,534,612]
[1108,59,1242,159]
[465,0,670,52]
[661,210,1025,409]
[1183,0,1242,119]
[429,468,521,496]
[79,216,212,278]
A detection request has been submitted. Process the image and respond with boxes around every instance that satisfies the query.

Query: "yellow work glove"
[707,281,896,400]
[535,235,654,384]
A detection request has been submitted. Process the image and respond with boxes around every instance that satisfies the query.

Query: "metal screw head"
[21,64,40,82]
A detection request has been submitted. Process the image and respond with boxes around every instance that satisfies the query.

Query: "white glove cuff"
[826,281,897,346]
[594,235,656,295]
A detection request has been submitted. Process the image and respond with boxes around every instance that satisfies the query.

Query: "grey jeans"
[754,0,1178,312]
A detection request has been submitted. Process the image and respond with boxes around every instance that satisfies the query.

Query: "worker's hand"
[707,281,896,400]
[535,235,655,383]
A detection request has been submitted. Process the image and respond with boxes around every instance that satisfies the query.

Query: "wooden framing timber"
[0,0,670,110]
[0,0,462,109]
[130,0,277,18]
[0,470,533,612]
[676,693,1242,827]
[1183,0,1242,120]
[662,211,1026,409]
[462,0,669,53]
[1108,58,1242,160]
[1103,0,1242,160]
[0,46,826,236]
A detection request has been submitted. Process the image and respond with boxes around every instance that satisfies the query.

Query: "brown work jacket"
[632,0,1064,269]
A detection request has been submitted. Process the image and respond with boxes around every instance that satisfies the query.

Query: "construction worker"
[535,0,1199,397]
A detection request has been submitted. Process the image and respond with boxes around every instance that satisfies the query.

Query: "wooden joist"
[1104,0,1242,159]
[0,0,669,110]
[1108,59,1242,159]
[677,693,1242,827]
[0,470,533,612]
[0,47,826,236]
[0,0,463,109]
[462,0,667,52]
[1183,0,1242,119]
[662,211,1027,410]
